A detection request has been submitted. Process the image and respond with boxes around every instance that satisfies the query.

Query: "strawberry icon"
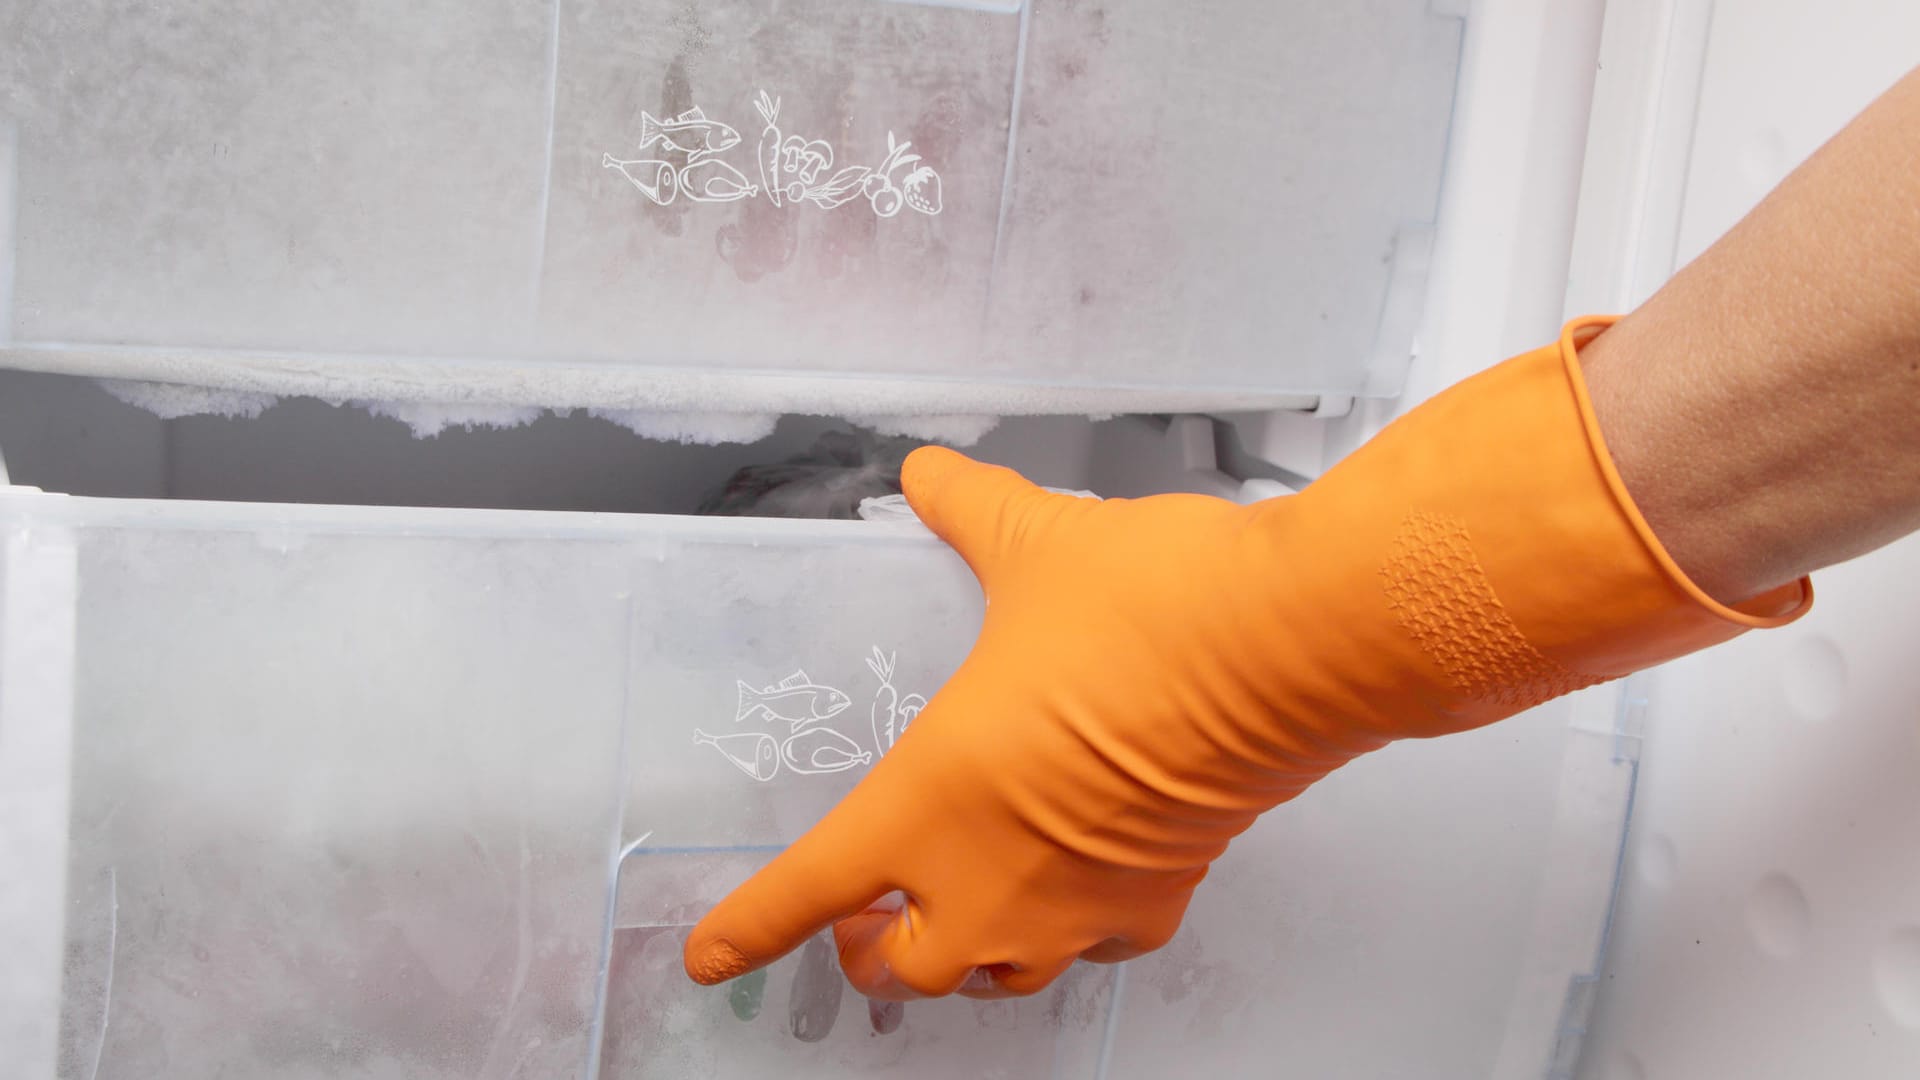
[902,166,942,216]
[867,131,942,219]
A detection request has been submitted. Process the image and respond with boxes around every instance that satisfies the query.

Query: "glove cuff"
[1271,316,1810,739]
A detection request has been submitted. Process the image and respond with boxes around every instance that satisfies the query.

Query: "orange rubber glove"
[684,317,1810,999]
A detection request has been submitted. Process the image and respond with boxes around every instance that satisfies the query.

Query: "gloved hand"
[684,317,1809,999]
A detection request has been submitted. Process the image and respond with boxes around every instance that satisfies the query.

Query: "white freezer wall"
[1566,1,1920,1077]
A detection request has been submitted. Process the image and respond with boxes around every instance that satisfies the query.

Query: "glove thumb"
[900,447,1058,585]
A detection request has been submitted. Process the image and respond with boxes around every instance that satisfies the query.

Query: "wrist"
[1255,320,1810,742]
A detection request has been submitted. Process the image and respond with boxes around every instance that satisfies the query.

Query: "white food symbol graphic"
[678,156,758,203]
[735,670,852,730]
[610,91,942,218]
[601,155,678,204]
[639,106,740,156]
[865,647,928,754]
[781,727,872,775]
[604,106,757,205]
[699,649,929,782]
[693,729,780,782]
[753,91,876,211]
[862,131,942,218]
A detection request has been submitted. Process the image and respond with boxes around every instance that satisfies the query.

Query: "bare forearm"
[1582,65,1920,606]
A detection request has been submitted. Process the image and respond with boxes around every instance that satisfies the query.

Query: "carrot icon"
[754,91,785,207]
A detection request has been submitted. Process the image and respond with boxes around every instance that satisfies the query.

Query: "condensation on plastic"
[0,1,1462,417]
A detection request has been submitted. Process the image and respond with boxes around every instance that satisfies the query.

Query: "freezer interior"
[6,0,1920,1077]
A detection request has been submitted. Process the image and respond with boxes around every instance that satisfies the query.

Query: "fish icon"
[736,670,851,729]
[639,106,742,157]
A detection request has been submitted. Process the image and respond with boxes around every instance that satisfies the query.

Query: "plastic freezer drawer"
[0,0,1461,417]
[0,493,1629,1077]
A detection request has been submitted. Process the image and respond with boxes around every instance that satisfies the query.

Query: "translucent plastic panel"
[0,492,1631,1078]
[0,512,79,1080]
[1100,707,1636,1079]
[1,1,555,356]
[595,533,1115,1076]
[0,1,1460,413]
[619,528,979,850]
[601,850,1117,1079]
[54,521,639,1078]
[984,1,1461,393]
[3,495,1124,1079]
[538,0,1019,373]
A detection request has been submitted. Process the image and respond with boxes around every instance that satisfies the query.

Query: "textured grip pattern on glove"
[1381,512,1605,711]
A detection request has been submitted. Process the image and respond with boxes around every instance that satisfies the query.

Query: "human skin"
[1583,65,1920,606]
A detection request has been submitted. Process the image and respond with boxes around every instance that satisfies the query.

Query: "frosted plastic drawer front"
[1,492,1628,1078]
[603,850,1116,1078]
[52,519,640,1078]
[0,1,1461,414]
